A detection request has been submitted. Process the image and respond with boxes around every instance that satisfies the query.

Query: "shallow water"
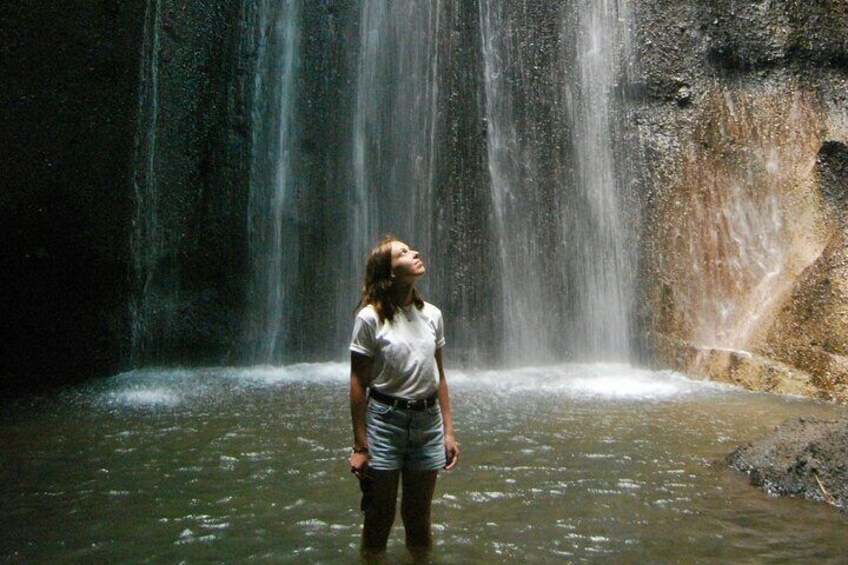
[2,363,846,563]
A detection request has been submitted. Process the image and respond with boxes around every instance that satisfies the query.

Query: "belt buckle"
[408,398,425,411]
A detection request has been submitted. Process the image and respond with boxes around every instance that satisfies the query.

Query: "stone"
[727,417,848,511]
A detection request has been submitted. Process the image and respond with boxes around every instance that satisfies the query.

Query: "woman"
[348,235,460,558]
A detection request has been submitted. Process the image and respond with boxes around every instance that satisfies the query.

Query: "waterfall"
[478,1,565,363]
[479,1,635,363]
[130,0,163,364]
[245,0,301,363]
[130,1,640,368]
[242,0,443,363]
[351,0,443,282]
[567,0,634,359]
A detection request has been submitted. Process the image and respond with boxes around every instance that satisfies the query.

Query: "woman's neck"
[393,284,415,307]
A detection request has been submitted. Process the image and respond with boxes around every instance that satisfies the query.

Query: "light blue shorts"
[366,398,446,471]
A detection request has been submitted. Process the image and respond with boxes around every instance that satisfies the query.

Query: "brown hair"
[357,235,424,322]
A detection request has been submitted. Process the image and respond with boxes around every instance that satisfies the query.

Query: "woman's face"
[390,240,425,283]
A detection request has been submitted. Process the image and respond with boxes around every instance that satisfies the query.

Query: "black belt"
[369,388,437,411]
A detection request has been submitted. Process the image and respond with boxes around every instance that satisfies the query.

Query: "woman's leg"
[361,469,400,555]
[400,469,438,555]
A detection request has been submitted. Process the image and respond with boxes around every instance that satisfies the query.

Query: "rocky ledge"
[726,416,848,511]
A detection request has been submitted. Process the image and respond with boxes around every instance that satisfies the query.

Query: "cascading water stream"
[130,1,639,367]
[245,0,301,363]
[478,1,555,364]
[351,0,442,282]
[130,0,163,365]
[567,0,634,359]
[479,1,636,363]
[241,0,443,364]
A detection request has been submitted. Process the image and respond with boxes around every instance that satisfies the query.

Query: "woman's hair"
[357,234,424,322]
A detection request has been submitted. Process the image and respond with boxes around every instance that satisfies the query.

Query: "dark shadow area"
[1,3,145,396]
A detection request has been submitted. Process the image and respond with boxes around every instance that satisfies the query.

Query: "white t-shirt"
[349,302,446,400]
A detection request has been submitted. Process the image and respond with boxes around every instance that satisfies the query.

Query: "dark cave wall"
[1,2,146,394]
[1,1,249,394]
[128,0,248,367]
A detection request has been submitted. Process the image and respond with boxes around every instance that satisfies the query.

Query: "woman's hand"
[349,450,370,478]
[444,434,460,470]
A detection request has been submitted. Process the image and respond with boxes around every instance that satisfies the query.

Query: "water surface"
[2,364,846,562]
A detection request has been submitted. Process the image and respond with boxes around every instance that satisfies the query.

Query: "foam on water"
[89,363,349,409]
[230,362,348,384]
[450,363,738,400]
[108,388,181,407]
[93,362,740,409]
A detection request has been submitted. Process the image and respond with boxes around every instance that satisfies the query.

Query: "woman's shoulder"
[355,304,379,323]
[420,301,443,319]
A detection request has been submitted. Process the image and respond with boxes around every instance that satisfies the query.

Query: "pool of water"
[2,363,846,562]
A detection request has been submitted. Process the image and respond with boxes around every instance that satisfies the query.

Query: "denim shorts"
[366,398,446,471]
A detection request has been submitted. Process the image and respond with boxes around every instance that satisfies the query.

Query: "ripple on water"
[10,361,844,563]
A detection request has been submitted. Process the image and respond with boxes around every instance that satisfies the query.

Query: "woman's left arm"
[435,348,460,470]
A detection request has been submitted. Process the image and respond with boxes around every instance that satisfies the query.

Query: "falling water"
[244,0,301,363]
[567,0,634,359]
[131,1,640,367]
[351,0,442,281]
[479,1,635,363]
[129,0,163,364]
[653,88,827,353]
[240,0,444,363]
[478,1,561,364]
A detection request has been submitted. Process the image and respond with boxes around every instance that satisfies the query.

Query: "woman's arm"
[349,352,373,477]
[435,348,460,470]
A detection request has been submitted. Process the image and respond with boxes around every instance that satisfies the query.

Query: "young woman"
[348,235,460,558]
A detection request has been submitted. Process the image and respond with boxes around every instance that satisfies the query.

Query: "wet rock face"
[762,231,848,402]
[1,1,247,393]
[703,0,848,73]
[727,417,848,511]
[636,0,848,402]
[128,0,248,366]
[632,0,847,104]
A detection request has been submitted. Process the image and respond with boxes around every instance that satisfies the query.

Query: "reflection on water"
[2,364,846,562]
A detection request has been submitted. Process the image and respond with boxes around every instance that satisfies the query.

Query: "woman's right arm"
[349,352,373,476]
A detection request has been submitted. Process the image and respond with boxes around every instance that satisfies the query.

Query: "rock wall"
[1,1,248,394]
[1,2,146,394]
[635,0,848,401]
[129,0,248,366]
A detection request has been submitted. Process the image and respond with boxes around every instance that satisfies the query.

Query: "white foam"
[450,363,738,400]
[96,361,740,409]
[225,362,348,384]
[108,388,180,407]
